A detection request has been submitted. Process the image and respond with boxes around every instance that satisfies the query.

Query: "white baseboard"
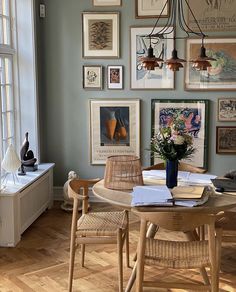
[53,186,103,203]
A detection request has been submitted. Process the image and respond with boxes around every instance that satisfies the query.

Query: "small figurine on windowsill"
[18,132,38,175]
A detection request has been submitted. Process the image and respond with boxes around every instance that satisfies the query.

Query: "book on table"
[131,185,209,207]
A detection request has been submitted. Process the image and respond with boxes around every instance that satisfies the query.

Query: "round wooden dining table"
[92,179,236,292]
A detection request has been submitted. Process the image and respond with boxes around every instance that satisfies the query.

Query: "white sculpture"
[61,170,79,211]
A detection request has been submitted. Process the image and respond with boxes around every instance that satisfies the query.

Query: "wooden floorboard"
[0,202,236,291]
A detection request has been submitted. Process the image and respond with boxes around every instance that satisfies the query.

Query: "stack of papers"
[131,185,173,207]
[142,170,217,186]
[171,186,209,207]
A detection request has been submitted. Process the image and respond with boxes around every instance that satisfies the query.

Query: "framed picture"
[188,0,236,32]
[130,26,174,89]
[185,38,236,90]
[135,0,169,18]
[107,65,123,89]
[82,12,119,58]
[151,99,209,168]
[93,0,121,6]
[90,99,140,164]
[218,98,236,122]
[216,126,236,154]
[83,65,103,89]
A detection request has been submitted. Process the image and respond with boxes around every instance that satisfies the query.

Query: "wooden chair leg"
[68,234,76,292]
[125,211,130,268]
[216,228,223,290]
[81,243,85,267]
[118,229,123,292]
[208,224,218,292]
[136,219,147,292]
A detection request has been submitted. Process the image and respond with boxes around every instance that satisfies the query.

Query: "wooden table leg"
[125,223,158,292]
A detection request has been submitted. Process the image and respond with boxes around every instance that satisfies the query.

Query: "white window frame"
[0,0,39,164]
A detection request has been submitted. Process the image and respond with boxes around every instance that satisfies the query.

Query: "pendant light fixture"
[141,0,215,72]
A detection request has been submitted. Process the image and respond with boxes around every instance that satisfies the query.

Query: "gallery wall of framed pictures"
[78,0,236,171]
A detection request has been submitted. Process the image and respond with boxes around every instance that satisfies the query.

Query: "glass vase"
[166,160,178,188]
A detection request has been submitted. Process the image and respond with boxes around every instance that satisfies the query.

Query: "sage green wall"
[36,0,236,186]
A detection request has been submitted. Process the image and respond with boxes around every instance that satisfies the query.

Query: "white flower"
[174,135,185,145]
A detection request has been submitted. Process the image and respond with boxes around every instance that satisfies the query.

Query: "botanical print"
[188,0,236,31]
[130,27,174,89]
[100,107,130,146]
[90,99,140,164]
[185,38,236,90]
[217,127,236,153]
[218,98,236,121]
[88,20,112,50]
[152,100,208,168]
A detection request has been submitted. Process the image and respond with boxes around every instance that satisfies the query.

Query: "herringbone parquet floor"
[0,202,236,292]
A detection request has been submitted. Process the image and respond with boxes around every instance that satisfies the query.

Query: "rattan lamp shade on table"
[104,155,143,190]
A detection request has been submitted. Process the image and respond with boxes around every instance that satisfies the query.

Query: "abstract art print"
[216,126,236,154]
[185,38,236,90]
[151,99,209,168]
[107,65,123,89]
[218,98,236,121]
[83,65,103,89]
[130,26,174,89]
[188,0,236,31]
[82,12,119,58]
[90,99,140,164]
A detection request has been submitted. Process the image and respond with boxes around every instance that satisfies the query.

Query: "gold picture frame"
[82,12,120,58]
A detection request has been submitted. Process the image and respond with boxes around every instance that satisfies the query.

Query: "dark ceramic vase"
[166,160,178,188]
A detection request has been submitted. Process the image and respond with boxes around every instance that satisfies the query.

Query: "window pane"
[1,0,10,17]
[2,17,10,46]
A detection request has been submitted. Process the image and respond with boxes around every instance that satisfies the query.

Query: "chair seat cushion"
[145,238,210,269]
[76,211,127,237]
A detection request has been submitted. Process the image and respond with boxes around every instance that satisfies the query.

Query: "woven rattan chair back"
[143,162,207,174]
[134,209,223,292]
[68,178,129,292]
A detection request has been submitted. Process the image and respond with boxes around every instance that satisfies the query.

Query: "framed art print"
[130,26,174,89]
[83,65,103,89]
[82,12,119,58]
[93,0,121,6]
[185,38,236,90]
[216,126,236,154]
[90,99,140,164]
[151,99,209,168]
[136,0,169,18]
[218,98,236,122]
[107,65,123,89]
[188,0,236,32]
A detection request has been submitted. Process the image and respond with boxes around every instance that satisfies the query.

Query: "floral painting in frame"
[216,126,236,154]
[218,98,236,121]
[90,99,140,164]
[130,26,174,89]
[83,65,103,90]
[188,0,236,32]
[82,12,119,58]
[151,99,209,168]
[185,38,236,90]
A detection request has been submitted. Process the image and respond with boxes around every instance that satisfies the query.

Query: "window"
[0,0,17,156]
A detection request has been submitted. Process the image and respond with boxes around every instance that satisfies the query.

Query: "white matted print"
[136,0,169,18]
[83,65,103,89]
[83,12,119,58]
[93,0,121,6]
[130,26,174,89]
[107,65,123,89]
[90,99,140,164]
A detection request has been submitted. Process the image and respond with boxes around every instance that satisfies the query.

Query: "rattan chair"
[68,178,129,292]
[143,161,207,173]
[134,210,223,292]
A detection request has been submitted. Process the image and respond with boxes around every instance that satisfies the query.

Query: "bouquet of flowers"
[150,118,195,162]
